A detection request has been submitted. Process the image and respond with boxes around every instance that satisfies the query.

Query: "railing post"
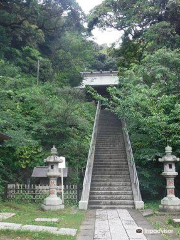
[79,101,101,209]
[121,119,144,210]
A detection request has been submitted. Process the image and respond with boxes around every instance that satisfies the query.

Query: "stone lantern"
[42,146,64,210]
[159,146,180,212]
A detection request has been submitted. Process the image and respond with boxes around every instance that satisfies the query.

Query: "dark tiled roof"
[31,166,48,177]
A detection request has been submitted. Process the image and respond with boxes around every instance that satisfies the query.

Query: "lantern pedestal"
[41,146,64,211]
[42,196,64,211]
[159,146,180,212]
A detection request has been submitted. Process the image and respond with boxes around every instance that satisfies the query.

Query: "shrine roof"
[79,71,119,88]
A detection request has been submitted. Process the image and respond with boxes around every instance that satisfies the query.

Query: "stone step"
[94,163,129,171]
[94,158,127,161]
[94,160,127,164]
[96,143,124,145]
[95,147,125,149]
[94,161,127,165]
[94,155,127,159]
[96,137,123,139]
[94,162,127,165]
[93,170,129,175]
[97,135,122,137]
[95,148,124,151]
[99,119,120,122]
[97,133,123,135]
[92,173,129,177]
[92,170,129,174]
[95,152,126,155]
[92,175,130,182]
[90,190,133,195]
[96,139,123,141]
[95,147,125,150]
[91,180,131,184]
[94,151,125,155]
[88,199,134,205]
[93,166,129,170]
[97,138,122,140]
[89,195,134,200]
[92,175,130,180]
[97,132,122,135]
[91,186,132,191]
[94,160,127,163]
[91,182,131,187]
[88,204,134,209]
[91,180,131,185]
[94,159,127,162]
[95,148,124,150]
[97,136,123,139]
[93,162,128,166]
[94,161,127,164]
[95,146,125,148]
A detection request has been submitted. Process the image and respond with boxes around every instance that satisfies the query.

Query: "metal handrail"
[79,101,101,209]
[121,119,142,202]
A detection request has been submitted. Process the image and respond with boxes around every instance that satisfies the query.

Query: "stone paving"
[76,209,165,240]
[0,212,77,236]
[0,213,15,221]
[35,218,60,222]
[94,209,146,240]
[0,222,77,236]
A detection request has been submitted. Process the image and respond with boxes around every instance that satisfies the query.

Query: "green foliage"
[87,0,180,199]
[88,0,180,36]
[88,0,180,72]
[0,0,110,87]
[0,63,96,187]
[144,201,160,211]
[89,48,180,199]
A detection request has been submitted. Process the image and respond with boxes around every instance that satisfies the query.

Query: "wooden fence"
[6,184,80,205]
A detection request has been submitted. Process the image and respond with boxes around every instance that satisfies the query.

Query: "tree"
[105,49,180,199]
[88,0,180,36]
[0,64,96,186]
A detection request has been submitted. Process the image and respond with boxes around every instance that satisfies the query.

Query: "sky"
[76,0,121,46]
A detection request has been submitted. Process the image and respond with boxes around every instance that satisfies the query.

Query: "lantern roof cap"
[51,145,57,155]
[159,146,179,163]
[165,145,172,154]
[44,146,63,163]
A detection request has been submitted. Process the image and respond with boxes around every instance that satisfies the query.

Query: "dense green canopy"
[88,0,180,199]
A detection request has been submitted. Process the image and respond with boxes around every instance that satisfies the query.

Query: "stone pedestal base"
[159,196,180,212]
[159,204,180,212]
[135,201,144,210]
[42,196,64,211]
[79,200,88,210]
[41,204,64,211]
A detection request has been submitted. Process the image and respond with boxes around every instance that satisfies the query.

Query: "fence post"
[3,184,8,201]
[33,184,36,203]
[77,184,80,203]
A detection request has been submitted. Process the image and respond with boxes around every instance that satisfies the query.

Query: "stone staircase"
[88,110,134,209]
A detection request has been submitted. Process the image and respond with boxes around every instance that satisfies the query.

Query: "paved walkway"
[76,209,164,240]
